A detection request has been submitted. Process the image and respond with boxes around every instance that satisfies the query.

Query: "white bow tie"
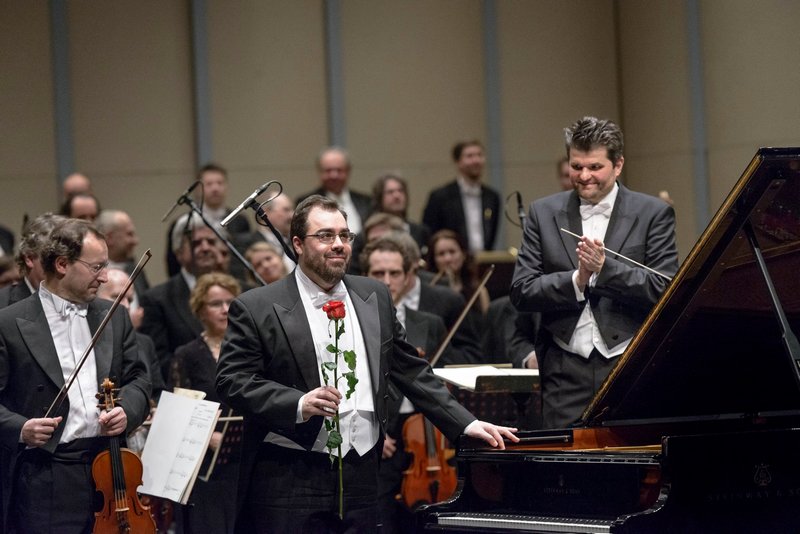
[62,302,89,318]
[309,288,348,309]
[579,201,612,220]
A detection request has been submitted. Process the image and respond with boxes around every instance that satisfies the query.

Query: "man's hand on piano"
[464,421,519,450]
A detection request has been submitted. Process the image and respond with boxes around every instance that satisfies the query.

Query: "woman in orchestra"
[244,241,289,286]
[169,272,242,534]
[427,229,490,315]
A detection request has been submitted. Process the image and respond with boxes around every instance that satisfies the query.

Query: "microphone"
[161,180,201,221]
[222,182,271,227]
[515,191,526,221]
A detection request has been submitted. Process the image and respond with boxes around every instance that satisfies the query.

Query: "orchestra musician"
[0,219,150,533]
[215,196,518,533]
[170,272,242,534]
[510,116,679,429]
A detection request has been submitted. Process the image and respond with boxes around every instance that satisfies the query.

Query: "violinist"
[360,236,456,533]
[0,219,151,533]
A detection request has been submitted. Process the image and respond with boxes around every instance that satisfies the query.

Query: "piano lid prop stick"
[559,227,673,282]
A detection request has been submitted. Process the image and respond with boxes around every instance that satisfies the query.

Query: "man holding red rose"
[216,195,518,533]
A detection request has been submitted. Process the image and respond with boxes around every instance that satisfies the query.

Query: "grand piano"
[418,148,800,533]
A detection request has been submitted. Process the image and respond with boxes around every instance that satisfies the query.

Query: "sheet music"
[139,391,220,504]
[434,365,539,391]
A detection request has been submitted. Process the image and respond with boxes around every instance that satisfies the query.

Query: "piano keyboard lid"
[584,147,800,428]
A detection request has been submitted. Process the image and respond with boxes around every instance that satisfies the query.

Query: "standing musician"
[0,218,151,533]
[510,116,678,429]
[215,196,517,533]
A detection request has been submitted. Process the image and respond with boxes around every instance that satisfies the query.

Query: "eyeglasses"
[74,258,109,275]
[302,231,357,245]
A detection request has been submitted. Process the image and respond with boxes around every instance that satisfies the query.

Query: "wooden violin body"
[400,413,457,509]
[92,378,156,534]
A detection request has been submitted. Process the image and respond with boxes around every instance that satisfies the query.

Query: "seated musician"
[169,272,243,534]
[510,116,679,428]
[0,219,150,533]
[360,235,460,533]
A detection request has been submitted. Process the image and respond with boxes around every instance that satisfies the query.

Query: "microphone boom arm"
[178,194,267,286]
[253,201,297,263]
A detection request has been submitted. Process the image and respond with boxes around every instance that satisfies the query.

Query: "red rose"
[322,300,346,320]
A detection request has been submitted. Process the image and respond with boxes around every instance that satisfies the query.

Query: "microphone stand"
[173,192,267,287]
[227,181,297,263]
[253,201,298,263]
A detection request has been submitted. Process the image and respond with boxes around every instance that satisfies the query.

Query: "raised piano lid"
[584,147,800,427]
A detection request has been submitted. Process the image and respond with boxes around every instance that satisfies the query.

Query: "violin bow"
[45,249,152,419]
[427,264,494,368]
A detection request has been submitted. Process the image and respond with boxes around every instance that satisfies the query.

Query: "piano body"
[418,148,800,533]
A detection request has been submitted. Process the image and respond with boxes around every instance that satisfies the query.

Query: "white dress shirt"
[556,183,630,359]
[39,283,100,442]
[180,268,197,291]
[264,268,378,457]
[396,275,422,314]
[457,176,484,253]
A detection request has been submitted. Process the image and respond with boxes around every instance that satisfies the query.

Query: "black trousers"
[376,413,415,534]
[11,437,107,534]
[237,442,380,534]
[540,345,619,429]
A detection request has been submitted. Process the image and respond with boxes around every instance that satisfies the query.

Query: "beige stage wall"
[1,0,798,284]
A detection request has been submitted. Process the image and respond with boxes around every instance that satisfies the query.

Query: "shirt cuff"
[521,351,537,369]
[463,419,480,435]
[571,270,586,301]
[296,394,307,423]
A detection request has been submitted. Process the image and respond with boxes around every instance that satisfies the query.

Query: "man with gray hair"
[0,213,67,308]
[140,213,223,379]
[511,116,679,428]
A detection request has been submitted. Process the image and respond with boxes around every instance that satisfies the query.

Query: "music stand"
[434,366,541,430]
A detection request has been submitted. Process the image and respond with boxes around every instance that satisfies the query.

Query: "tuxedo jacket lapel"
[274,276,320,392]
[16,299,64,389]
[347,282,380,396]
[604,185,636,253]
[88,303,113,384]
[556,192,582,270]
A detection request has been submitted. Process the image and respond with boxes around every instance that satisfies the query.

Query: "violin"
[399,413,457,509]
[92,378,157,534]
